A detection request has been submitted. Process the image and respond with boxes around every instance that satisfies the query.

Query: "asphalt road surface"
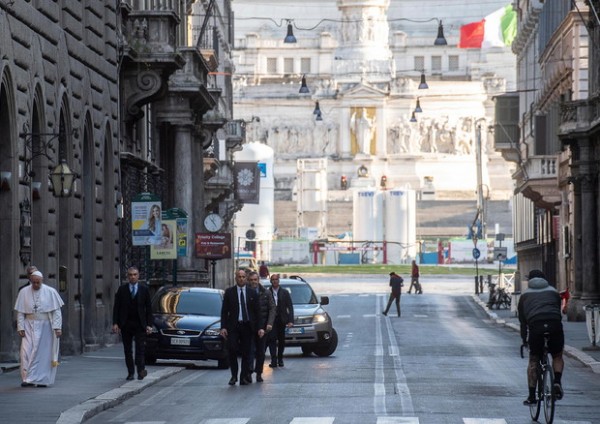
[86,275,600,424]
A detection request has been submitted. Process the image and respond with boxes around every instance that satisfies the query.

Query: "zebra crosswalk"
[123,417,592,424]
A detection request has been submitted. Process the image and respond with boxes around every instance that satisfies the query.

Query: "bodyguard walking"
[247,271,275,382]
[383,271,404,317]
[112,266,153,381]
[268,273,294,368]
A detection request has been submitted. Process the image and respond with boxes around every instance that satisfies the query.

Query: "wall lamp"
[410,111,417,123]
[20,122,77,198]
[418,72,429,89]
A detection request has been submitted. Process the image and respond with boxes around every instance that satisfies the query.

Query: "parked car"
[263,275,338,357]
[145,286,228,369]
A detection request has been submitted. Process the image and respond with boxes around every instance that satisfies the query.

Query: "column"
[173,123,194,270]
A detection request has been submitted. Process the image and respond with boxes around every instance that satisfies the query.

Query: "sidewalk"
[1,293,599,424]
[474,292,600,373]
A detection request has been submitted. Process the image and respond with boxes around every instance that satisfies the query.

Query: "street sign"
[472,247,481,260]
[245,229,256,240]
[493,246,507,261]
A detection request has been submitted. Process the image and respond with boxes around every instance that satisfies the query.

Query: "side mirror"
[320,296,329,305]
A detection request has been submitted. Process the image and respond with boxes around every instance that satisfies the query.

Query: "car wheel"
[313,328,338,357]
[217,357,230,369]
[145,354,157,365]
[301,346,313,356]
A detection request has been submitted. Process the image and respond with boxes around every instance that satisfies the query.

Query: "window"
[266,57,277,74]
[431,56,442,72]
[414,56,425,71]
[449,55,459,71]
[284,58,294,74]
[301,58,311,74]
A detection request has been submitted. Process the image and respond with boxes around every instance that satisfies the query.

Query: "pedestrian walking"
[112,266,153,381]
[258,261,270,279]
[247,271,275,382]
[408,260,422,294]
[220,269,263,385]
[268,273,294,368]
[14,270,64,387]
[383,271,404,317]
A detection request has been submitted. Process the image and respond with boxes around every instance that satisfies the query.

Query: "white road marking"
[377,418,420,423]
[289,419,335,424]
[463,419,506,424]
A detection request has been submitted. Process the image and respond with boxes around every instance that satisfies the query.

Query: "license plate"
[286,327,304,335]
[170,337,190,346]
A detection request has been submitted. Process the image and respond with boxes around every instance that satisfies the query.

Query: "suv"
[263,275,338,357]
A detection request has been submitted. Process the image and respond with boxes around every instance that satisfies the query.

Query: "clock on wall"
[204,213,223,232]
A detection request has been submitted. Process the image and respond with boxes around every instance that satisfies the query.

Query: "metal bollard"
[475,276,479,294]
[479,275,484,293]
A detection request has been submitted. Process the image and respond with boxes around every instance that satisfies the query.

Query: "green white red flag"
[458,4,516,49]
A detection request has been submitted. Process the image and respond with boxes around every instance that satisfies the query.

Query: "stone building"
[498,0,600,321]
[232,0,516,250]
[0,0,238,360]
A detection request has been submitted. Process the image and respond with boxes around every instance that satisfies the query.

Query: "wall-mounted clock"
[204,213,223,232]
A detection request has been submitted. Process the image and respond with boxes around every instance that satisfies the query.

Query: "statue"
[350,108,376,155]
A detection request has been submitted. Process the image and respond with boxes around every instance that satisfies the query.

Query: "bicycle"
[521,332,555,423]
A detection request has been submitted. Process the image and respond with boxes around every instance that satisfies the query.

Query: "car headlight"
[312,313,328,324]
[204,329,221,336]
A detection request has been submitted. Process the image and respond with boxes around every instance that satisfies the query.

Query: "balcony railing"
[525,156,557,180]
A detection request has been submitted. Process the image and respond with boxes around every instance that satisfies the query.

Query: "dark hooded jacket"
[517,277,561,341]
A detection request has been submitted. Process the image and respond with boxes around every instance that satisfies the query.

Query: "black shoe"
[269,362,277,368]
[382,311,387,316]
[256,374,263,382]
[523,397,537,406]
[243,375,252,384]
[21,382,34,387]
[553,383,563,400]
[126,374,134,381]
[36,384,47,388]
[228,377,237,385]
[278,360,284,367]
[137,369,147,380]
[239,379,248,385]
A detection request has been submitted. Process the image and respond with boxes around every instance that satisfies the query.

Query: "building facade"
[0,0,238,360]
[232,0,517,256]
[498,0,600,320]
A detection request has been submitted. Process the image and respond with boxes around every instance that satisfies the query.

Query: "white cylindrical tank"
[385,189,417,264]
[353,189,383,263]
[233,142,275,260]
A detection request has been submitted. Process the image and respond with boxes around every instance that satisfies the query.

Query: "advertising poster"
[234,161,260,204]
[150,220,177,259]
[195,233,232,259]
[176,217,188,257]
[131,193,162,246]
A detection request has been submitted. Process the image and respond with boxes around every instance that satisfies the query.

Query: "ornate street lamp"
[49,159,75,197]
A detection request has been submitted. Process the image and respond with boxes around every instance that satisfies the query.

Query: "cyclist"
[518,269,564,405]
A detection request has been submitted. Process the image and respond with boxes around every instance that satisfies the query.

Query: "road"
[86,275,600,424]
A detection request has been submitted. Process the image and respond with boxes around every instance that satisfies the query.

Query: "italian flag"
[458,4,517,49]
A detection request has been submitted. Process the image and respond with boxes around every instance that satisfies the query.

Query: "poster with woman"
[131,193,162,246]
[151,220,177,259]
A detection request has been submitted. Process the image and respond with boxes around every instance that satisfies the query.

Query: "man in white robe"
[14,270,64,387]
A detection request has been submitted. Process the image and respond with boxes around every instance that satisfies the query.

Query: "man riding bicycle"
[518,269,564,405]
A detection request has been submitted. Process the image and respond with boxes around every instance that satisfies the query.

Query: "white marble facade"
[232,0,517,197]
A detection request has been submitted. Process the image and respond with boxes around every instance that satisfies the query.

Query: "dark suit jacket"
[112,282,153,329]
[269,286,294,325]
[221,285,263,332]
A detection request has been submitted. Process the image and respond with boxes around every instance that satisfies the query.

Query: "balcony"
[514,156,561,208]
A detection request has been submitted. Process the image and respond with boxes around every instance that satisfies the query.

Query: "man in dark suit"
[268,273,294,368]
[220,269,263,386]
[112,266,153,381]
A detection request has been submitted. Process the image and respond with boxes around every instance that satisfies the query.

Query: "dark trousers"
[227,321,252,379]
[384,293,401,316]
[408,277,422,293]
[248,332,268,375]
[268,321,286,363]
[121,322,146,374]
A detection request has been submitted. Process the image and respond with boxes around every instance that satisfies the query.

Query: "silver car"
[263,276,338,357]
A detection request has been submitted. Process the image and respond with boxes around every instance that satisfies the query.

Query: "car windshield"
[281,284,318,305]
[153,290,222,316]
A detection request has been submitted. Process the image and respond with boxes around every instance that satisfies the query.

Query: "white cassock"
[14,284,64,385]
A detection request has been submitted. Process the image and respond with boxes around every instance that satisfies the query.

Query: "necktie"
[131,285,137,297]
[240,288,248,322]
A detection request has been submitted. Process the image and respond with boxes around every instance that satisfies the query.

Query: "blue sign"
[472,248,481,260]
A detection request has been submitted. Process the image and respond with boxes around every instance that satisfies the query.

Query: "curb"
[471,294,600,374]
[55,366,185,424]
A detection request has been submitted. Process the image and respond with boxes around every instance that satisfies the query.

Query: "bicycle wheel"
[542,361,555,423]
[529,377,542,421]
